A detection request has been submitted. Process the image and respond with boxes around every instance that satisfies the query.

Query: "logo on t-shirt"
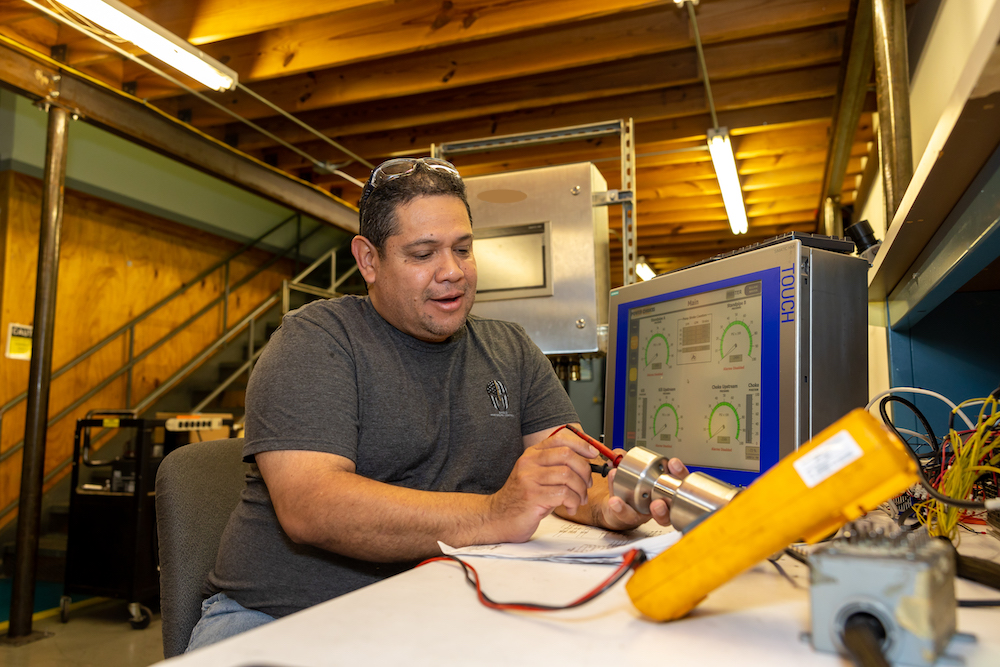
[487,379,514,418]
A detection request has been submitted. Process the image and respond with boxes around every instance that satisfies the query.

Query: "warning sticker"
[6,323,32,360]
[793,430,863,488]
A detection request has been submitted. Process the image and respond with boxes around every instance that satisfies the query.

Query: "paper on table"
[439,515,681,564]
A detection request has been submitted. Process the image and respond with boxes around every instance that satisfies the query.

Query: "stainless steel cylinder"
[612,446,740,531]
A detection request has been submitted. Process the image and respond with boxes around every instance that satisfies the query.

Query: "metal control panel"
[467,163,610,355]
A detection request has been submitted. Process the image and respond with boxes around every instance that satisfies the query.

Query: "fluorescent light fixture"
[636,257,656,282]
[707,127,749,235]
[57,0,238,91]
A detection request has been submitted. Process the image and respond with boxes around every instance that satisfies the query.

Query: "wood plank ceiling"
[0,0,879,286]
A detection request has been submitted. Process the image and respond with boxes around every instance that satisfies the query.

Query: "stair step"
[217,362,250,384]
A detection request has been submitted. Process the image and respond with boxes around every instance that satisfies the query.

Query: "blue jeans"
[186,592,275,652]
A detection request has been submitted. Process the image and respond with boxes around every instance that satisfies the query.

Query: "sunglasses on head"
[359,157,461,211]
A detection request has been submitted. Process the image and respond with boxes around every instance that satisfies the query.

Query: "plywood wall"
[0,170,296,529]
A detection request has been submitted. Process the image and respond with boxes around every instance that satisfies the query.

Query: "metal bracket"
[31,73,81,119]
[592,190,634,207]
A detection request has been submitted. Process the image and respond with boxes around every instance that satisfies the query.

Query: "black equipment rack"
[60,411,234,629]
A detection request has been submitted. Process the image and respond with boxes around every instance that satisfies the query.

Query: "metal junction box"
[467,163,610,355]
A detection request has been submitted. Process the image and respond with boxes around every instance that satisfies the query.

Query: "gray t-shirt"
[207,295,578,618]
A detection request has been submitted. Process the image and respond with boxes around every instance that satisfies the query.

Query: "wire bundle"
[924,395,1000,539]
[872,387,1000,540]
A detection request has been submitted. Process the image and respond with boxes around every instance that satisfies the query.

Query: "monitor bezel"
[608,268,782,487]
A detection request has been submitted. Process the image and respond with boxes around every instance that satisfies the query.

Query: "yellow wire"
[924,396,998,540]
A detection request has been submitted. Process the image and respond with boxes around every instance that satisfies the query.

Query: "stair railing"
[191,245,358,417]
[0,214,337,521]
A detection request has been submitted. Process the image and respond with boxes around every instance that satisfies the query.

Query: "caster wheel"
[129,604,152,630]
[60,595,71,623]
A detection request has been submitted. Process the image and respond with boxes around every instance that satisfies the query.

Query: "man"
[188,157,684,650]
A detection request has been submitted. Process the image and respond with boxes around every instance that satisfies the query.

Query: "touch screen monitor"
[604,236,869,488]
[615,275,776,487]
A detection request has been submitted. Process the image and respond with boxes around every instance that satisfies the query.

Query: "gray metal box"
[809,532,957,666]
[467,163,610,355]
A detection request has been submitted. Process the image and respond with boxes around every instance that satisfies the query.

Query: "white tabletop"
[159,527,1000,667]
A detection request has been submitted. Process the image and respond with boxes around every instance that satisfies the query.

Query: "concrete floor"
[0,600,164,667]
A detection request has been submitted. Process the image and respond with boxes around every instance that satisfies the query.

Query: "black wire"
[840,613,891,667]
[879,395,939,454]
[783,547,812,568]
[958,599,1000,607]
[879,396,986,510]
[766,557,802,589]
[590,462,611,477]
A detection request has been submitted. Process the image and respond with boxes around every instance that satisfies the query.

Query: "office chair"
[155,438,248,658]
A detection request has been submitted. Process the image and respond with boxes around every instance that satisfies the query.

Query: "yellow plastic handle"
[626,409,919,621]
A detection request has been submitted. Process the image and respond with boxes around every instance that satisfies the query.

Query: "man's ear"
[351,235,379,286]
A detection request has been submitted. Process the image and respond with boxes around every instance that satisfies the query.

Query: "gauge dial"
[708,401,741,443]
[644,333,670,368]
[719,320,753,361]
[651,402,680,440]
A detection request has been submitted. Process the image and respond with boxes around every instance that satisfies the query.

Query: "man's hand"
[596,454,689,530]
[485,428,599,543]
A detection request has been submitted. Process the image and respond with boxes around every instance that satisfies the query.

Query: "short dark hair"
[358,162,473,256]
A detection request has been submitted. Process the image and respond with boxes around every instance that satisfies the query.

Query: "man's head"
[358,158,472,257]
[351,158,478,343]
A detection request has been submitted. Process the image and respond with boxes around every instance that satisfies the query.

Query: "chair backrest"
[155,438,248,658]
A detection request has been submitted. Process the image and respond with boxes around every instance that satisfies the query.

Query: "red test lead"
[552,424,623,467]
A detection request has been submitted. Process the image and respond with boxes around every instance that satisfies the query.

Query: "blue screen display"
[612,268,781,487]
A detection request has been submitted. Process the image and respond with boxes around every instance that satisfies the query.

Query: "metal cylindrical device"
[612,446,740,531]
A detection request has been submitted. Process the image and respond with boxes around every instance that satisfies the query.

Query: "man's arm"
[256,431,599,563]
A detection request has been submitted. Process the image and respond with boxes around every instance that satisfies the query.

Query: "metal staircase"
[0,216,356,526]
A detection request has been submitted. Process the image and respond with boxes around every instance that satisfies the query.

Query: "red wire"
[552,424,623,466]
[417,549,643,612]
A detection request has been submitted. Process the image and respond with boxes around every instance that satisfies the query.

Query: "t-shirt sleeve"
[515,326,580,436]
[242,313,359,462]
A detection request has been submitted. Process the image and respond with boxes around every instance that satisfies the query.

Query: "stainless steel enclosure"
[467,163,610,355]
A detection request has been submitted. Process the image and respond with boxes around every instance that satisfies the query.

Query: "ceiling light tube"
[707,127,748,235]
[56,0,238,91]
[636,257,656,282]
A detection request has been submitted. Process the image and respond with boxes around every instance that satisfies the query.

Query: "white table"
[159,527,1000,667]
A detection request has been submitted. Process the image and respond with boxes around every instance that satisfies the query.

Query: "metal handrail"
[132,292,280,415]
[193,262,350,415]
[0,213,297,419]
[0,226,354,522]
[0,288,284,521]
[0,217,327,466]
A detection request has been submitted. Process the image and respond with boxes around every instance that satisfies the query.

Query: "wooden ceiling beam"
[137,0,390,45]
[0,17,58,55]
[160,23,845,130]
[622,222,818,250]
[639,181,840,214]
[637,195,819,227]
[104,0,674,85]
[632,211,817,238]
[296,97,842,183]
[112,0,846,97]
[620,229,817,258]
[246,65,839,171]
[199,57,840,154]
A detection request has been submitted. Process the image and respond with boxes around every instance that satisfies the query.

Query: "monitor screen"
[608,268,781,487]
[474,222,553,301]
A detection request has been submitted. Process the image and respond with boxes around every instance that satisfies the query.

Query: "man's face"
[365,195,477,343]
